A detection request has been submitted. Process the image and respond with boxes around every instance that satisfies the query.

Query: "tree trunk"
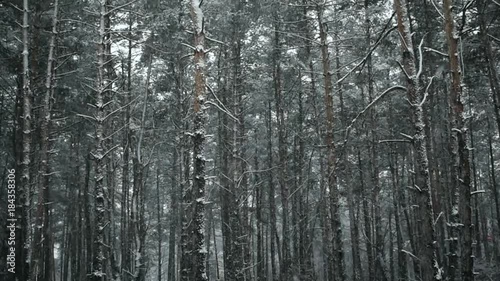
[389,153,407,281]
[17,0,32,279]
[31,1,58,279]
[180,1,208,280]
[393,0,440,280]
[156,164,163,281]
[272,7,291,281]
[90,1,112,280]
[267,96,278,281]
[121,11,133,281]
[488,132,500,261]
[359,151,374,280]
[477,0,500,137]
[317,4,345,281]
[442,1,474,280]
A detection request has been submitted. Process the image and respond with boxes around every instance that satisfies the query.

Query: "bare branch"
[107,0,140,15]
[76,113,96,121]
[424,47,448,57]
[9,2,23,12]
[378,139,411,144]
[338,85,407,162]
[434,212,443,226]
[488,34,500,43]
[101,94,141,121]
[102,145,120,159]
[401,249,421,261]
[399,132,414,140]
[206,84,240,124]
[206,101,240,123]
[471,190,486,196]
[416,36,425,80]
[397,61,411,80]
[181,42,196,51]
[419,76,435,107]
[431,0,445,19]
[337,16,397,84]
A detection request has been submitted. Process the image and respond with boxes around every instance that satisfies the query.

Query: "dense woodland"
[1,0,500,280]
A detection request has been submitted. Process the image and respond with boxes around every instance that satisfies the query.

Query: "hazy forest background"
[1,0,500,281]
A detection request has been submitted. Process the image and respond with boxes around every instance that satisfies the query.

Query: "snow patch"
[192,0,204,34]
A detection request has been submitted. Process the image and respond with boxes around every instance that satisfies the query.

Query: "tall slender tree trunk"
[255,150,266,281]
[389,153,407,281]
[442,1,474,280]
[364,2,387,279]
[18,0,32,279]
[393,0,440,280]
[120,11,133,281]
[267,96,278,281]
[488,131,500,261]
[31,1,58,280]
[90,1,110,280]
[271,6,291,281]
[477,0,500,137]
[156,165,163,281]
[359,151,374,280]
[316,4,345,281]
[180,1,208,280]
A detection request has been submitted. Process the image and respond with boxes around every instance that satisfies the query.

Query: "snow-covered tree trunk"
[393,0,440,280]
[179,1,208,280]
[91,0,111,279]
[442,1,474,280]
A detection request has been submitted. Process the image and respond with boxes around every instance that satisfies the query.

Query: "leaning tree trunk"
[393,0,440,280]
[179,1,208,280]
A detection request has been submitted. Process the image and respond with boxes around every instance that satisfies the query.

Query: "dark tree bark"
[488,131,500,261]
[120,11,133,281]
[442,1,474,280]
[477,0,500,137]
[31,1,58,280]
[389,153,407,281]
[17,0,32,279]
[179,1,208,280]
[394,0,440,280]
[90,1,112,280]
[316,3,345,281]
[272,6,291,281]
